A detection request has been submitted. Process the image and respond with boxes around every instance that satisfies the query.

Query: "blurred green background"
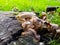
[0,0,60,12]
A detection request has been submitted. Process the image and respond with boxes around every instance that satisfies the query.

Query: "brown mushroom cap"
[19,12,36,18]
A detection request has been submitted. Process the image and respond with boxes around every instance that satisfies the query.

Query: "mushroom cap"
[56,29,60,33]
[41,12,46,15]
[18,12,36,18]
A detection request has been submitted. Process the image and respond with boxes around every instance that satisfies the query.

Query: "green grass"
[0,0,60,12]
[47,12,60,26]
